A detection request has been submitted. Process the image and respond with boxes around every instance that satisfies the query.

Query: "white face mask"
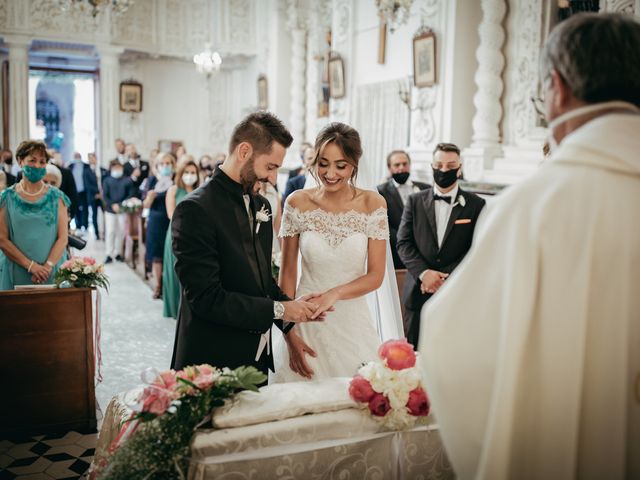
[182,173,198,186]
[111,170,123,179]
[546,100,640,153]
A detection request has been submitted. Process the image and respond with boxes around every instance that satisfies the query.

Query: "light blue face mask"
[22,165,47,183]
[159,165,173,177]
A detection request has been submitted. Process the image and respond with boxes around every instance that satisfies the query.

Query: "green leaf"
[232,366,267,392]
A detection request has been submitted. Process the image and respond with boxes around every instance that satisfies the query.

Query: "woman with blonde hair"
[143,152,176,298]
[162,157,200,317]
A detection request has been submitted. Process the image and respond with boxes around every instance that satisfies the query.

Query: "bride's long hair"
[309,122,362,191]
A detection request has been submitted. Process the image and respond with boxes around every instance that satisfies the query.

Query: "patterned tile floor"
[1,236,176,478]
[0,430,96,479]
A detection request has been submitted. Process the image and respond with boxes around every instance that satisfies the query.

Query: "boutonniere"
[412,185,421,194]
[255,205,271,234]
[453,194,465,208]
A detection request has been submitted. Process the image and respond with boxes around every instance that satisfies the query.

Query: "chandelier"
[57,0,134,17]
[193,44,223,78]
[376,0,414,32]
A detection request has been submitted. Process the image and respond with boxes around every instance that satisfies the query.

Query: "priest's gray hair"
[540,13,640,107]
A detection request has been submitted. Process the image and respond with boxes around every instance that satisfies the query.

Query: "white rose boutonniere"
[412,185,421,194]
[455,194,466,208]
[255,205,271,234]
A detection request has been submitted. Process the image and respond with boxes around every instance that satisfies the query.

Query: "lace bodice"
[280,205,389,247]
[280,205,389,293]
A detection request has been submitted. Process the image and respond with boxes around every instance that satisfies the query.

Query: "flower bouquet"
[94,364,266,480]
[119,197,143,214]
[349,339,430,430]
[55,256,109,290]
[271,251,282,280]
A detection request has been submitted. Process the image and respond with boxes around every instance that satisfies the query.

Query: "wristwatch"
[273,301,285,320]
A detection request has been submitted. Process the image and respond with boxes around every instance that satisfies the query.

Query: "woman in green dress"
[0,141,70,290]
[162,157,200,318]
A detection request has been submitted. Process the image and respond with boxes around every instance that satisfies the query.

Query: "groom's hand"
[282,300,323,323]
[285,330,317,378]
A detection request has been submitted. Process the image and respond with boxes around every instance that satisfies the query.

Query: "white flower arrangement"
[255,205,271,234]
[120,197,143,213]
[454,194,465,208]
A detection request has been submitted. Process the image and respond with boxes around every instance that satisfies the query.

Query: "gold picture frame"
[413,28,436,88]
[119,81,143,113]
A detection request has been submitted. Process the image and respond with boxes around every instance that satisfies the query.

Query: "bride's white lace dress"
[270,205,389,383]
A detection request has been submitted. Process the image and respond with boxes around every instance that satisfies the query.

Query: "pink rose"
[368,393,391,417]
[154,370,177,390]
[349,375,376,403]
[140,386,174,416]
[378,339,416,370]
[194,373,215,390]
[83,257,96,265]
[406,387,430,416]
[61,260,72,270]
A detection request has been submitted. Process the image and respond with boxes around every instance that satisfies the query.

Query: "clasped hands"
[30,262,52,284]
[420,269,449,295]
[282,290,338,323]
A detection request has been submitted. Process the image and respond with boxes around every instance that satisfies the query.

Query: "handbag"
[68,233,87,250]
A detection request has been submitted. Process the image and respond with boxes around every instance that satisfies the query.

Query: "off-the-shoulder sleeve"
[51,187,71,207]
[366,207,389,240]
[279,204,304,237]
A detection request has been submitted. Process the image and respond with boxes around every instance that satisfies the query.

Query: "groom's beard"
[239,155,268,194]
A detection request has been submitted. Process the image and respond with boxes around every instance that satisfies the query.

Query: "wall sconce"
[398,77,428,111]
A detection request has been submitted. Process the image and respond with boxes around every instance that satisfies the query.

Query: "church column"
[287,0,307,152]
[462,0,507,181]
[5,36,30,150]
[96,45,124,167]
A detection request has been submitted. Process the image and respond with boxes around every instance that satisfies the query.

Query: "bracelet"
[27,260,34,273]
[46,260,54,268]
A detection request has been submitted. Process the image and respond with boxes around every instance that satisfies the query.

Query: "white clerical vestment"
[420,113,640,480]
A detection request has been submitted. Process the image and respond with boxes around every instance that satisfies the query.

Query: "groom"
[170,112,321,374]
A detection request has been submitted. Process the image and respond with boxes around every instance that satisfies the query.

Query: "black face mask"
[432,167,459,189]
[391,172,410,185]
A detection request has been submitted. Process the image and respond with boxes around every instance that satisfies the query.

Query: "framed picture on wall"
[413,28,436,88]
[119,81,143,113]
[157,140,183,155]
[328,55,345,99]
[257,75,268,109]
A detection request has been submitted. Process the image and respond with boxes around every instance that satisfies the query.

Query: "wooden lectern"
[0,288,97,435]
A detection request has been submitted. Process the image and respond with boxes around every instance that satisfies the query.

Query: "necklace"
[18,180,46,197]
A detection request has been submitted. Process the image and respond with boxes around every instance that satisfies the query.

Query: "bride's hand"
[310,289,340,320]
[285,329,317,378]
[297,293,335,320]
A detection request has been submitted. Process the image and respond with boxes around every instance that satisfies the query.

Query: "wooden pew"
[0,288,97,435]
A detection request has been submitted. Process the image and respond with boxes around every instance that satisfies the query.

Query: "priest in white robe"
[420,13,640,480]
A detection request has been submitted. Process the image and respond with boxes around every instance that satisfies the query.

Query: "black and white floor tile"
[0,430,96,479]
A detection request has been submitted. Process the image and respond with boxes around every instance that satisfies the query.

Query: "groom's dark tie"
[433,194,452,204]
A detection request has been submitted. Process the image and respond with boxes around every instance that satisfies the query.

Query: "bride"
[270,122,389,383]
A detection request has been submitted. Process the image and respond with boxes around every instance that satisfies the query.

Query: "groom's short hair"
[228,112,293,155]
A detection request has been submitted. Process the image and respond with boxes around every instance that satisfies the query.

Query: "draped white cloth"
[419,113,640,479]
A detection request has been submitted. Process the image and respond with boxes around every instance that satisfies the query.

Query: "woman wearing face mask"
[162,158,200,317]
[143,152,176,299]
[0,140,70,290]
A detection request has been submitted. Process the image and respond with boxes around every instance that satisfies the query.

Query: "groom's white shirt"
[420,113,640,479]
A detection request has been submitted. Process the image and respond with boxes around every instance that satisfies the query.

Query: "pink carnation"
[349,375,376,403]
[378,339,416,370]
[368,393,391,417]
[406,387,430,417]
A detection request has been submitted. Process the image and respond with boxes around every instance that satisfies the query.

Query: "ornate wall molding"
[286,0,308,150]
[329,0,353,123]
[600,0,636,13]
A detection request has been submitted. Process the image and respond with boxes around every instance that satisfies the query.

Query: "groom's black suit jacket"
[170,168,290,374]
[397,187,485,313]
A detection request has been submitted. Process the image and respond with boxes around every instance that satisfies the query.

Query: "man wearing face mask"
[396,142,485,347]
[102,160,135,263]
[377,150,429,269]
[1,150,16,187]
[418,13,640,480]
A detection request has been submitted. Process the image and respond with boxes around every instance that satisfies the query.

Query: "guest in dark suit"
[85,152,107,240]
[67,152,91,231]
[376,150,430,269]
[1,150,16,187]
[397,142,485,347]
[171,112,322,375]
[123,143,150,195]
[283,145,314,201]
